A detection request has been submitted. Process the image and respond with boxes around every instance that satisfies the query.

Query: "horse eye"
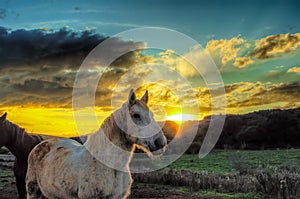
[133,113,141,119]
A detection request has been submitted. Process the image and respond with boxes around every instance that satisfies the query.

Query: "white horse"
[26,89,167,199]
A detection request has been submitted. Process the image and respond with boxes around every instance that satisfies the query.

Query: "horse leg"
[26,161,45,199]
[15,175,26,199]
[13,160,26,199]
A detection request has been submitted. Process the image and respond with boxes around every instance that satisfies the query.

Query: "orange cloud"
[2,80,299,137]
[136,81,300,118]
[250,33,300,59]
[156,47,205,77]
[233,57,254,68]
[205,37,248,65]
[287,66,300,74]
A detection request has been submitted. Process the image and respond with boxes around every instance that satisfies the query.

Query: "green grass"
[165,149,300,174]
[0,167,13,178]
[198,190,260,199]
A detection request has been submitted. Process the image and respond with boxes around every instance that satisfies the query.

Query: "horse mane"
[3,119,26,139]
[2,119,42,159]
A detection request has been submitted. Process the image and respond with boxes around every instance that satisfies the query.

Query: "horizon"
[0,0,299,137]
[2,106,299,138]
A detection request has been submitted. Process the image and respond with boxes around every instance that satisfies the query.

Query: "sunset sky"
[0,0,299,137]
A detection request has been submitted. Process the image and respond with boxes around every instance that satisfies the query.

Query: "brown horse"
[0,112,42,199]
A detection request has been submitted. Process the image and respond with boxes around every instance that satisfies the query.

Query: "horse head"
[120,89,167,156]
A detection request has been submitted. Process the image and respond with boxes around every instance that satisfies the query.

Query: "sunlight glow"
[0,107,108,137]
[166,114,199,123]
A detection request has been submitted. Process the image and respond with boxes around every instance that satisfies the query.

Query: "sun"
[165,114,199,124]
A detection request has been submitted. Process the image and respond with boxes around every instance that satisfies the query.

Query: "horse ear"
[141,90,148,104]
[0,112,7,123]
[128,89,136,106]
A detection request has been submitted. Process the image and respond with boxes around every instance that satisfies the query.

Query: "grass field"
[132,183,260,199]
[165,149,300,174]
[2,149,300,198]
[133,149,300,198]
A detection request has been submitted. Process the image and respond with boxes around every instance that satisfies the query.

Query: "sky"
[0,0,299,137]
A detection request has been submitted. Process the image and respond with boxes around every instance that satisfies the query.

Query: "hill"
[161,107,300,152]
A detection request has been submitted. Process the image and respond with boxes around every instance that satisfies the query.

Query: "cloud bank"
[0,27,147,108]
[204,33,300,70]
[0,27,299,116]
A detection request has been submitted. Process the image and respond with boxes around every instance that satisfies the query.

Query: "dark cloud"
[0,27,148,108]
[0,27,145,72]
[229,82,300,108]
[253,82,300,97]
[0,27,107,69]
[1,79,72,107]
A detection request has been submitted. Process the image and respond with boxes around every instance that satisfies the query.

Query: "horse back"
[28,138,84,171]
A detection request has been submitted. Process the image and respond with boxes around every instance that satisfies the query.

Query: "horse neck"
[84,106,134,169]
[85,107,132,152]
[4,121,38,159]
[2,121,21,158]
